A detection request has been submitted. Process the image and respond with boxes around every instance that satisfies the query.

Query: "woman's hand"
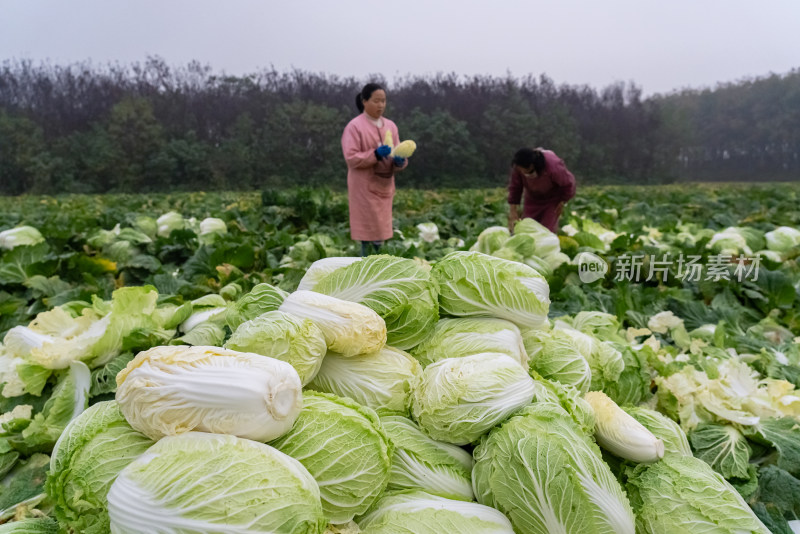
[375,145,392,160]
[508,204,520,233]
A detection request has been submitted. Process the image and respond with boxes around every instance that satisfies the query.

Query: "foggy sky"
[1,0,798,95]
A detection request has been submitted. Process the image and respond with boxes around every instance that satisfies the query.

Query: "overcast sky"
[1,0,798,95]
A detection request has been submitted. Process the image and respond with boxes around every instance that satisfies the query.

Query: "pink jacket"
[342,113,407,241]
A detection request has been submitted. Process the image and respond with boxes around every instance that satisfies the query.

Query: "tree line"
[0,57,798,195]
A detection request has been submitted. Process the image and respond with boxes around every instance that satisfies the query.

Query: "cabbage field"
[1,183,800,533]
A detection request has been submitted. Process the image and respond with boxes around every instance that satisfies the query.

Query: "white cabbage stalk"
[585,391,664,463]
[115,345,303,442]
[297,257,363,291]
[788,520,800,534]
[278,290,386,357]
[0,225,45,249]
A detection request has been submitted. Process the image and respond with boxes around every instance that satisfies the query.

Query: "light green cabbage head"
[411,353,536,445]
[469,226,510,255]
[297,257,363,291]
[765,226,800,253]
[380,415,474,501]
[115,345,303,442]
[155,211,185,237]
[224,310,327,385]
[356,490,515,533]
[433,251,550,330]
[307,346,421,416]
[472,402,636,534]
[311,255,439,350]
[0,226,45,250]
[46,401,154,534]
[523,328,593,394]
[225,282,288,330]
[270,391,393,524]
[107,432,326,533]
[625,455,770,534]
[411,317,528,368]
[198,217,227,244]
[279,290,387,357]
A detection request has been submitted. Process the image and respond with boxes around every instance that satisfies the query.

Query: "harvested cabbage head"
[0,226,45,250]
[297,257,363,291]
[225,282,288,330]
[3,307,107,370]
[270,391,393,523]
[411,317,528,368]
[307,346,421,416]
[312,255,439,350]
[356,490,514,534]
[107,432,326,533]
[412,353,536,445]
[392,140,417,158]
[766,226,800,253]
[433,251,550,330]
[381,415,474,501]
[625,454,771,534]
[472,402,636,534]
[46,401,153,534]
[584,391,664,463]
[470,226,510,255]
[278,290,387,356]
[224,310,327,385]
[523,328,593,394]
[115,345,303,442]
[155,211,184,237]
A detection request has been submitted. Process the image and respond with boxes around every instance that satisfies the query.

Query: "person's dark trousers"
[361,240,383,256]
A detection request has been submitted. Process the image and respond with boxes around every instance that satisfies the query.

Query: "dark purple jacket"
[507,150,576,218]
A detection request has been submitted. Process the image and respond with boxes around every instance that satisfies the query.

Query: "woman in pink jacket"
[507,147,576,233]
[341,83,408,256]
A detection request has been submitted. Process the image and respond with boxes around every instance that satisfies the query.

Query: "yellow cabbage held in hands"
[392,140,417,158]
[383,129,417,158]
